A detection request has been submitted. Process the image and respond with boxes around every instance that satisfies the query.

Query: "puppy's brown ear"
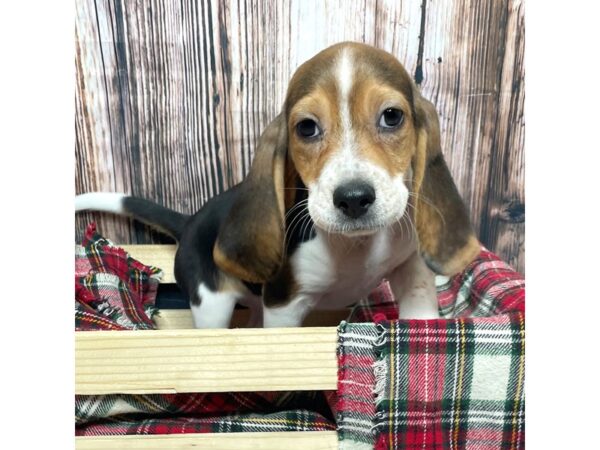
[411,93,480,276]
[213,114,291,283]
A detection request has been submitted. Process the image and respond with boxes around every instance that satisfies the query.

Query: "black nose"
[333,181,376,219]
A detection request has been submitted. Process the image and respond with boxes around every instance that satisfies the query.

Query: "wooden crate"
[76,245,340,449]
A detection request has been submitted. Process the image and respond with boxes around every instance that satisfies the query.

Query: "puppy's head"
[215,42,480,283]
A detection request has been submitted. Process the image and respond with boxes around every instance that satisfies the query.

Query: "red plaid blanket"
[75,223,161,331]
[337,249,525,449]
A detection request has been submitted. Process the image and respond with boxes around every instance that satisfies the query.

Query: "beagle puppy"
[76,42,480,328]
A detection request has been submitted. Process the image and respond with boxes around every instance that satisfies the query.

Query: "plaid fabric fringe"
[337,322,380,449]
[75,223,161,331]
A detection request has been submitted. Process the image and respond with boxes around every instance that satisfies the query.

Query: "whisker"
[299,212,313,242]
[284,201,308,219]
[284,199,309,221]
[284,216,305,256]
[284,211,310,256]
[284,204,309,238]
[400,202,419,249]
[285,209,308,238]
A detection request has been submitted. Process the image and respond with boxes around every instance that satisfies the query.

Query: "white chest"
[289,228,416,308]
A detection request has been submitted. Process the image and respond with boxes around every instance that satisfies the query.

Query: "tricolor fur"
[76,42,480,328]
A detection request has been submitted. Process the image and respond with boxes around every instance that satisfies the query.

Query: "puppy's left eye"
[296,119,321,139]
[378,108,404,130]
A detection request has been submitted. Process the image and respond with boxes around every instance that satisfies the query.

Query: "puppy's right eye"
[296,119,321,139]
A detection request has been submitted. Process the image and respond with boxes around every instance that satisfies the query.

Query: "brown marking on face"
[284,44,348,114]
[349,78,417,179]
[344,42,417,116]
[287,84,341,186]
[346,44,420,180]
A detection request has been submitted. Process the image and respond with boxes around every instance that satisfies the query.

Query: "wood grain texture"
[154,308,352,329]
[75,327,338,394]
[75,0,524,273]
[76,431,338,449]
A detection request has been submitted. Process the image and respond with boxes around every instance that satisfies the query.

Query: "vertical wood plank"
[481,0,525,271]
[75,0,525,273]
[413,0,525,272]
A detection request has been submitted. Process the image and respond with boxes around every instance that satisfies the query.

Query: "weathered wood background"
[75,0,524,273]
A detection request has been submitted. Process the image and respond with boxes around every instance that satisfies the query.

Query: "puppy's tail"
[75,192,189,240]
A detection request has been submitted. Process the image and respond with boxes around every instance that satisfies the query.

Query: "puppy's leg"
[388,251,439,319]
[190,283,238,329]
[263,295,319,328]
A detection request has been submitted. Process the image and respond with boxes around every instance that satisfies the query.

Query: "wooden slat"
[76,431,338,450]
[120,244,177,283]
[154,308,351,329]
[75,327,338,395]
[153,309,195,329]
